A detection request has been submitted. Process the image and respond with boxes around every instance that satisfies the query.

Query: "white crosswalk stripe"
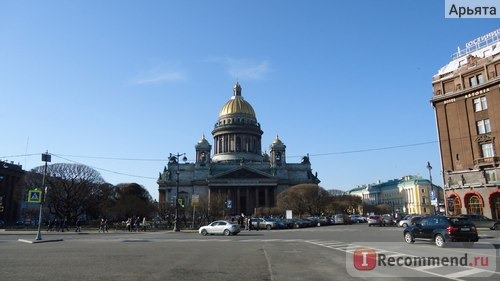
[304,239,496,281]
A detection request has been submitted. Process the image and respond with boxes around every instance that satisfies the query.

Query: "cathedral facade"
[157,83,320,216]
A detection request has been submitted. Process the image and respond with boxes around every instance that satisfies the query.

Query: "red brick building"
[431,29,500,220]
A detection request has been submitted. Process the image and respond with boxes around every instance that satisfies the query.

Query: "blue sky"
[1,1,498,200]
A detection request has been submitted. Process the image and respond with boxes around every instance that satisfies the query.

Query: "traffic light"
[178,198,185,208]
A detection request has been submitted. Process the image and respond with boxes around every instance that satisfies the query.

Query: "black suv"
[403,216,478,247]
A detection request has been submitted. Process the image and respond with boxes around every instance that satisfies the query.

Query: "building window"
[467,195,483,215]
[469,73,484,87]
[485,170,497,183]
[448,196,462,216]
[473,97,488,112]
[477,119,491,134]
[481,143,494,158]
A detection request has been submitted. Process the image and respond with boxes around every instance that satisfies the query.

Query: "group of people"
[47,218,70,232]
[125,216,147,232]
[235,215,259,231]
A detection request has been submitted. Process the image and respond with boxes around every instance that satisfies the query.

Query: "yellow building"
[349,176,443,215]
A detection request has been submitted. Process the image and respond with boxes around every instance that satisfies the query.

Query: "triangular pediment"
[210,166,274,180]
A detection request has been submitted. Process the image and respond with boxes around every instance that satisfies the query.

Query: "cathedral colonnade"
[208,186,276,216]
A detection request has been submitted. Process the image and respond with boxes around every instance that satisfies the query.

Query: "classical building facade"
[431,29,500,220]
[348,176,443,215]
[157,83,320,216]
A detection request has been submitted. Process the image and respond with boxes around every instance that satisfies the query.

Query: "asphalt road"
[1,224,499,281]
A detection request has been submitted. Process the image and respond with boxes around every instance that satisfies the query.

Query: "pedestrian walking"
[126,217,132,232]
[75,218,82,232]
[142,217,147,232]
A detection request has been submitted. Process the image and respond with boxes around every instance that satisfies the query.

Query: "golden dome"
[218,83,256,118]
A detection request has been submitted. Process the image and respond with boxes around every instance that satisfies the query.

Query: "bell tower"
[195,135,211,166]
[269,135,286,167]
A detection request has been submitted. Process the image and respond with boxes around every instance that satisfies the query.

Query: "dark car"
[459,214,499,230]
[382,214,396,226]
[403,216,479,247]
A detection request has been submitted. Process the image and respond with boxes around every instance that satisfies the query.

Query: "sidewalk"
[0,228,198,235]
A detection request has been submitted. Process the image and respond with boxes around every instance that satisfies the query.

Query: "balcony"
[474,156,500,168]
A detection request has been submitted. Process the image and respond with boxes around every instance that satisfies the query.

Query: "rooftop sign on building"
[453,28,500,59]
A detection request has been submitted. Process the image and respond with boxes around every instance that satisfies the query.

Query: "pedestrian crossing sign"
[28,190,42,203]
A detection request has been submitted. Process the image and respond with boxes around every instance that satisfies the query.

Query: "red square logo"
[353,248,377,271]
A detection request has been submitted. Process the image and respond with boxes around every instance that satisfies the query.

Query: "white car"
[398,215,421,227]
[199,220,241,236]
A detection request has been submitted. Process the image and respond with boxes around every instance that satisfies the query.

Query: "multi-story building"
[0,160,24,225]
[157,83,320,216]
[348,176,443,215]
[431,29,500,220]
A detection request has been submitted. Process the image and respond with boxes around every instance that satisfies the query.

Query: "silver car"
[199,220,241,236]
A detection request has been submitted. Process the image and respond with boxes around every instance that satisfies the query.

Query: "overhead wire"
[1,139,440,181]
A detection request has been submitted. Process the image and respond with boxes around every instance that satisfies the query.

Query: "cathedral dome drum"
[212,83,263,162]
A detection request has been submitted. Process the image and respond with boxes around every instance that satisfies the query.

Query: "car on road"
[403,215,479,247]
[458,214,499,230]
[250,218,277,230]
[367,215,383,227]
[398,215,421,227]
[199,220,241,236]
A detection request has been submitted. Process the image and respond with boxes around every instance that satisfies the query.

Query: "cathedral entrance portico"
[208,185,276,216]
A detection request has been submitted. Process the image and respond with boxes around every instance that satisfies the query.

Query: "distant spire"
[233,82,242,97]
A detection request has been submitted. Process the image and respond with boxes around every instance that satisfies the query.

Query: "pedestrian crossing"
[304,239,498,281]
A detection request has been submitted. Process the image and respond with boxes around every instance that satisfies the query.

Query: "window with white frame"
[473,96,488,112]
[481,143,494,158]
[469,73,484,87]
[477,119,491,134]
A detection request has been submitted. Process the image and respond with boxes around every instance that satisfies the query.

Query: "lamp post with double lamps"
[170,153,187,232]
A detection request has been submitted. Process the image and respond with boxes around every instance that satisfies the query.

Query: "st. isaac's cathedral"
[157,83,320,216]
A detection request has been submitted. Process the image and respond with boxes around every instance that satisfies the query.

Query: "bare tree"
[28,163,106,224]
[277,184,331,218]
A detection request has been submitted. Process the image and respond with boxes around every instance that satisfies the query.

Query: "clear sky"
[1,1,498,200]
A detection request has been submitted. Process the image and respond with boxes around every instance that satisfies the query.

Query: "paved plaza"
[1,225,499,281]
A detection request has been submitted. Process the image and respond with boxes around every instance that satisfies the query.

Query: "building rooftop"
[436,28,500,77]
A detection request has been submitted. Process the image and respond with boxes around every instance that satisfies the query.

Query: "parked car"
[199,220,240,236]
[267,218,288,229]
[349,215,366,223]
[382,214,396,226]
[333,214,351,225]
[284,219,308,229]
[398,215,421,227]
[250,218,276,230]
[367,215,383,227]
[459,214,499,230]
[403,216,479,247]
[317,216,333,226]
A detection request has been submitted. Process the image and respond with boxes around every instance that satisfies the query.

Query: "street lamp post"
[426,161,436,215]
[170,153,187,232]
[35,151,51,241]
